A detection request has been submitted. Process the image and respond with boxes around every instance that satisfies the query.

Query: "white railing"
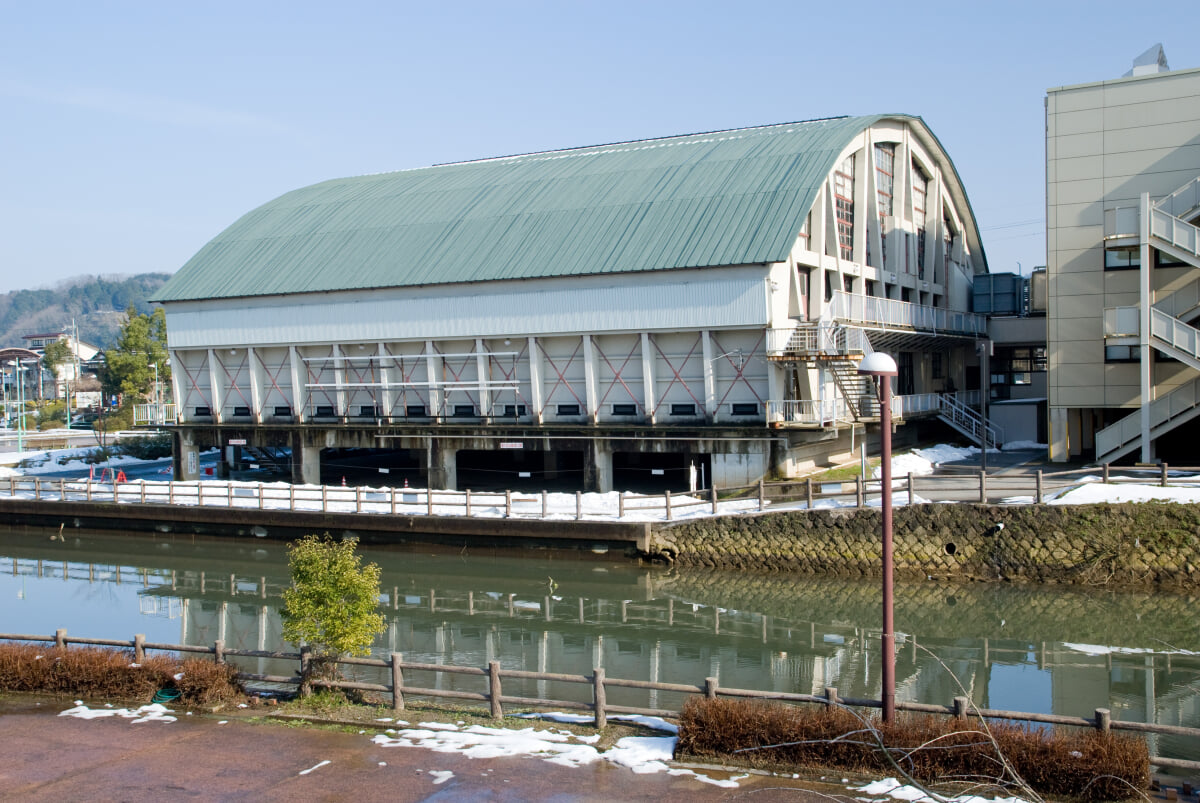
[1150,207,1200,260]
[1095,376,1200,460]
[1104,306,1140,338]
[891,393,940,418]
[1154,277,1200,321]
[936,393,1002,448]
[133,404,177,426]
[767,322,872,356]
[830,291,987,336]
[1154,175,1200,221]
[766,398,847,427]
[1151,307,1200,367]
[1103,206,1140,240]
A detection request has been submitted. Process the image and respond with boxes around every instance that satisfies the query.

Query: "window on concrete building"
[912,166,928,279]
[834,156,855,260]
[273,406,293,417]
[405,405,427,417]
[194,406,211,417]
[232,406,251,417]
[358,405,381,417]
[670,403,697,416]
[452,404,476,417]
[315,405,336,417]
[500,404,526,418]
[731,403,758,416]
[1104,345,1139,362]
[1158,251,1187,268]
[556,403,581,416]
[942,215,954,280]
[612,403,638,416]
[875,143,894,269]
[797,212,810,249]
[843,275,855,293]
[1104,249,1139,270]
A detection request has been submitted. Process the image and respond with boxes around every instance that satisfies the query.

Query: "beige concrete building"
[1046,46,1200,462]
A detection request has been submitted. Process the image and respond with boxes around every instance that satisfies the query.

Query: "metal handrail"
[830,291,987,336]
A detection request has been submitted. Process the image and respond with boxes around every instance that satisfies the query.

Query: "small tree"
[281,534,385,687]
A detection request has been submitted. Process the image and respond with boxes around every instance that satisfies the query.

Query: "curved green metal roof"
[158,115,901,302]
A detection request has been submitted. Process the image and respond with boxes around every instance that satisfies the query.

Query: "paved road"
[0,699,834,802]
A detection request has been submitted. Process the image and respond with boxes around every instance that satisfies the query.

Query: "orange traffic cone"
[404,478,409,488]
[341,476,346,487]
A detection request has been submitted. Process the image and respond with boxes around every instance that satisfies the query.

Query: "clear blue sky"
[2,1,1197,295]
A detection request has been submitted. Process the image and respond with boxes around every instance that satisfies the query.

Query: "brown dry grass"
[677,697,1149,802]
[0,643,244,706]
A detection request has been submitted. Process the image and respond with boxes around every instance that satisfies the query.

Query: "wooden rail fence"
[1,629,1197,772]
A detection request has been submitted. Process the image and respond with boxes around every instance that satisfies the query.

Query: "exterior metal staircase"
[936,393,1002,449]
[1096,176,1200,462]
[823,356,875,419]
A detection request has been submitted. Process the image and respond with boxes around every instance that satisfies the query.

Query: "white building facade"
[153,115,991,490]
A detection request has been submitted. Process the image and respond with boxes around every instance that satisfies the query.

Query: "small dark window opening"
[232,406,251,417]
[1104,249,1140,270]
[273,406,292,417]
[194,406,211,417]
[670,403,697,416]
[612,403,638,416]
[556,403,581,416]
[731,403,758,416]
[315,405,336,418]
[501,404,526,418]
[358,405,380,418]
[405,405,427,417]
[452,404,476,417]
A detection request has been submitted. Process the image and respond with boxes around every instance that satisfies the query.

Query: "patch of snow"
[428,770,454,785]
[298,759,331,775]
[1001,440,1046,451]
[59,703,176,723]
[851,776,1029,802]
[1049,482,1200,505]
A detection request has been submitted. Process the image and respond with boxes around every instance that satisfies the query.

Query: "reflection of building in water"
[3,537,1199,762]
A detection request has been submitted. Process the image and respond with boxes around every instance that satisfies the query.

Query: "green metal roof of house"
[159,114,919,302]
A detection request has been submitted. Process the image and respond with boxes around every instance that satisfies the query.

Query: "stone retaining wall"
[649,503,1200,587]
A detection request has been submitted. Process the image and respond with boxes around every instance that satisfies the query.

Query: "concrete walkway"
[0,699,834,801]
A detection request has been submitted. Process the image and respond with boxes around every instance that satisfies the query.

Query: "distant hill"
[0,274,172,351]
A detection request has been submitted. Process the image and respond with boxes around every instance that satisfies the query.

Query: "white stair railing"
[935,393,1002,449]
[1095,375,1200,462]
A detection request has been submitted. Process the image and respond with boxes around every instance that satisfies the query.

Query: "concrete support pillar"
[528,336,544,425]
[1139,191,1154,464]
[289,346,305,422]
[1049,406,1069,463]
[291,433,321,486]
[173,430,200,481]
[641,332,656,424]
[701,330,716,423]
[430,440,457,490]
[207,348,224,423]
[248,347,264,423]
[585,439,613,492]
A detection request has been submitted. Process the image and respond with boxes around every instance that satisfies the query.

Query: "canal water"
[2,525,1198,763]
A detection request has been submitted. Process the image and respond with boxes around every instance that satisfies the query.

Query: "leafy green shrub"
[282,535,385,684]
[117,433,173,460]
[39,401,67,429]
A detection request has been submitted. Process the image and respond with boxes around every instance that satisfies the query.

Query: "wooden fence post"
[505,490,512,518]
[953,696,968,720]
[806,477,813,508]
[465,489,472,517]
[664,490,672,521]
[979,470,987,504]
[1036,470,1043,503]
[1095,707,1111,732]
[593,667,607,729]
[60,478,66,501]
[488,660,503,719]
[1102,463,1110,484]
[757,479,765,511]
[824,686,838,708]
[321,485,328,511]
[390,488,396,515]
[710,485,718,514]
[1161,463,1169,487]
[87,478,92,502]
[427,490,434,516]
[907,472,914,504]
[618,491,625,519]
[168,481,174,505]
[705,676,719,699]
[855,475,863,508]
[542,490,548,518]
[215,639,226,665]
[576,491,582,521]
[134,633,145,663]
[56,628,66,649]
[391,652,405,712]
[298,645,310,696]
[356,486,363,513]
[34,478,40,500]
[259,483,265,510]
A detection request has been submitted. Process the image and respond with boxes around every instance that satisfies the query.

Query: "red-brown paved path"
[0,699,835,801]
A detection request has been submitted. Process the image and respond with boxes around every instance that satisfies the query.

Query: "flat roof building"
[1046,48,1200,463]
[154,114,992,490]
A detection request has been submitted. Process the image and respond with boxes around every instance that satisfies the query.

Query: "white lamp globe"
[857,352,898,376]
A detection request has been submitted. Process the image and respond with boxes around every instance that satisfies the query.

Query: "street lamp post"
[7,360,27,454]
[858,351,898,723]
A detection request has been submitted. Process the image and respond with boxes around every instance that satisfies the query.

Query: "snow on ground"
[871,443,990,479]
[1001,440,1046,451]
[1048,482,1200,505]
[852,777,1028,803]
[59,702,177,723]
